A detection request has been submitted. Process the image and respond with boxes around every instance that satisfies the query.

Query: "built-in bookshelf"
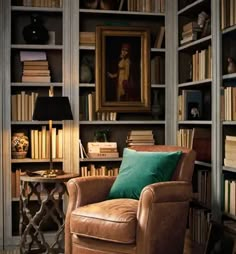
[177,0,213,247]
[2,0,74,247]
[4,0,236,250]
[221,0,236,235]
[75,0,167,174]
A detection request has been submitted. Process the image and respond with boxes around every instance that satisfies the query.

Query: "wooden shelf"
[79,8,165,16]
[178,120,212,125]
[222,24,236,35]
[12,6,63,12]
[11,82,63,87]
[223,166,236,173]
[79,120,166,125]
[11,44,63,50]
[178,35,212,51]
[178,79,212,88]
[11,121,62,125]
[222,73,236,80]
[195,161,211,167]
[11,158,63,163]
[178,0,206,15]
[80,158,122,162]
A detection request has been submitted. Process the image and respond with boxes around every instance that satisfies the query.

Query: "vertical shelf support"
[0,0,4,249]
[165,0,178,145]
[211,0,223,222]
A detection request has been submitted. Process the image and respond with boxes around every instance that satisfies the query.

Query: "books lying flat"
[224,158,236,168]
[22,75,51,83]
[23,60,49,66]
[23,65,49,70]
[20,51,47,62]
[23,70,50,76]
[182,21,201,32]
[180,33,197,45]
[127,141,155,146]
[226,135,236,141]
[129,130,153,135]
[126,130,155,146]
[225,140,236,151]
[79,32,96,45]
[88,152,119,158]
[127,135,154,141]
[87,142,117,153]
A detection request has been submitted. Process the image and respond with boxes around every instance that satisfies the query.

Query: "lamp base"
[43,169,64,178]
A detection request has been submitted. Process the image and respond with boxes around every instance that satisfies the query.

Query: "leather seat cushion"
[70,198,138,244]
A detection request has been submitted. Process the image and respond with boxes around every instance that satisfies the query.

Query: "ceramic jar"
[23,14,49,44]
[11,133,29,159]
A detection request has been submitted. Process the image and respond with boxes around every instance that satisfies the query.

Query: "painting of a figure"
[96,26,150,112]
[106,38,141,102]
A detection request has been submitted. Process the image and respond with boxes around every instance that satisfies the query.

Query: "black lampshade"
[33,96,73,121]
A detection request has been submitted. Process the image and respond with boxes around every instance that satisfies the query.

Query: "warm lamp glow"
[33,96,73,177]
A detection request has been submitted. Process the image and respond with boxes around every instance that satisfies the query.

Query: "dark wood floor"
[183,230,205,254]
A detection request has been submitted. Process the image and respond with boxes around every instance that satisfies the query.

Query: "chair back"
[130,145,196,182]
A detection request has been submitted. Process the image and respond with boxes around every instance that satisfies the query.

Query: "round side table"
[19,173,79,254]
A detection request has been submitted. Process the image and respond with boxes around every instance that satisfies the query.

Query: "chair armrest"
[140,181,192,205]
[65,176,116,254]
[136,181,192,254]
[66,176,116,208]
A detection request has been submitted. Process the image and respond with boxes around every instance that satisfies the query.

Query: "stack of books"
[87,142,119,158]
[22,60,51,83]
[126,130,155,146]
[224,135,236,168]
[20,51,51,83]
[180,21,202,45]
[79,32,95,46]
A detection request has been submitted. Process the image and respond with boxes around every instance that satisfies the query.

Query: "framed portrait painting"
[95,26,151,112]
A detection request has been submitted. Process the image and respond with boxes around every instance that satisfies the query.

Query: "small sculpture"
[227,57,236,74]
[94,129,110,142]
[83,0,99,9]
[190,107,200,119]
[23,14,49,44]
[100,0,117,10]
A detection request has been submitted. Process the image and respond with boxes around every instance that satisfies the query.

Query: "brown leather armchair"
[65,145,196,254]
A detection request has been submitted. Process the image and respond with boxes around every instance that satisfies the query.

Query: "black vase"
[23,14,49,44]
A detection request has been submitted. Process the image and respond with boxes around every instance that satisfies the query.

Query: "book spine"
[88,152,119,158]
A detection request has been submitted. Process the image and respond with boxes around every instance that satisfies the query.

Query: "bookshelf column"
[70,0,80,173]
[211,0,222,222]
[165,0,178,145]
[61,0,76,174]
[2,0,12,247]
[0,0,4,249]
[2,0,74,247]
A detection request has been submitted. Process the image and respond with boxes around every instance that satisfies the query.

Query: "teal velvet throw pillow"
[108,148,182,200]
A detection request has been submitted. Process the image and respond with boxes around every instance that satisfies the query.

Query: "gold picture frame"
[96,26,151,112]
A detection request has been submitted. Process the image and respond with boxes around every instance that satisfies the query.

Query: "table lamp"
[33,96,73,177]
